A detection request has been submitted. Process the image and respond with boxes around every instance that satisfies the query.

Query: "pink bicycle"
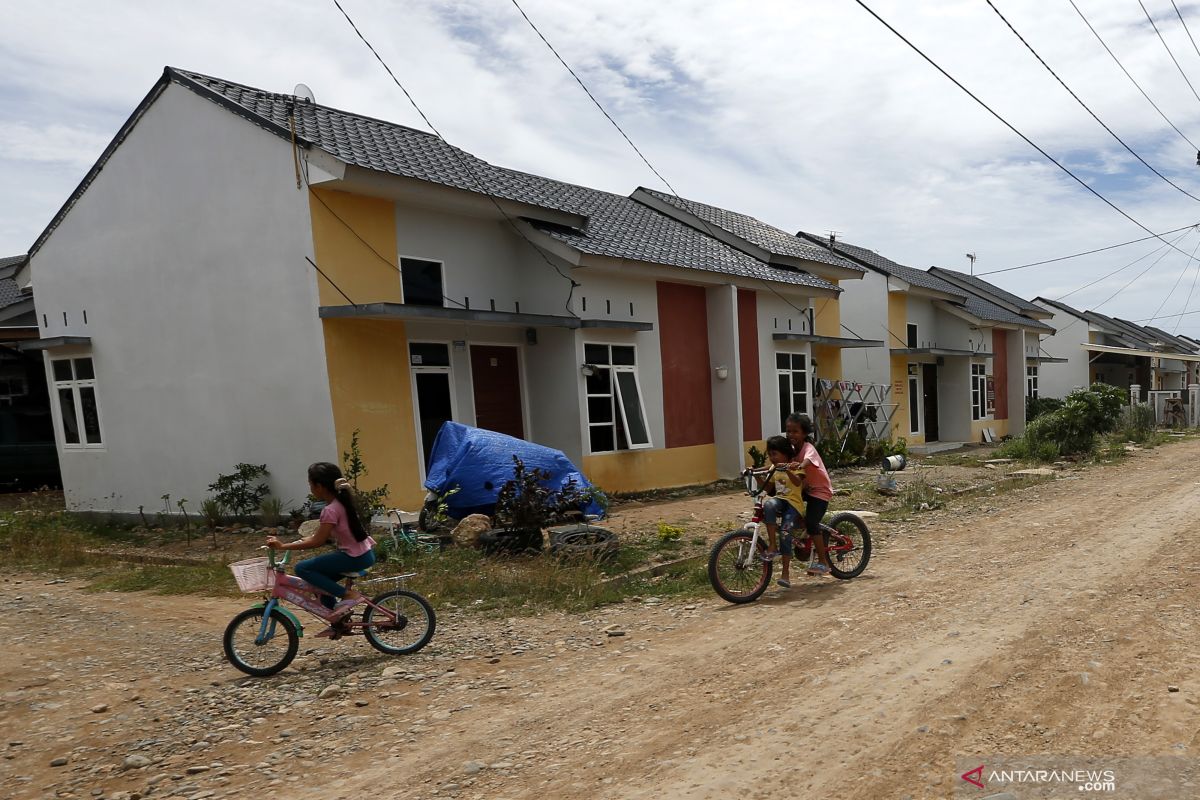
[223,548,436,676]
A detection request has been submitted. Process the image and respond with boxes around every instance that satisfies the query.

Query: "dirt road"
[3,442,1199,800]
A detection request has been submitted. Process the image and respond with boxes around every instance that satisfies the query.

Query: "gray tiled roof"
[0,279,27,310]
[172,69,580,217]
[0,255,27,271]
[1082,311,1156,349]
[636,189,864,272]
[1138,324,1197,353]
[962,294,1053,331]
[929,267,1044,314]
[796,232,965,297]
[524,178,838,290]
[174,68,836,291]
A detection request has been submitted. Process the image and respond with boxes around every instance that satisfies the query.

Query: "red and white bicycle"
[707,467,871,604]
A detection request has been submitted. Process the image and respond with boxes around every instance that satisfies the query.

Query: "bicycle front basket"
[228,556,275,592]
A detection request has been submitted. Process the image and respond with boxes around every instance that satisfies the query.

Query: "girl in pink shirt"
[785,413,835,576]
[266,462,376,635]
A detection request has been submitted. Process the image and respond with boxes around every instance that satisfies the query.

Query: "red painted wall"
[737,289,761,441]
[657,282,714,448]
[992,329,1009,420]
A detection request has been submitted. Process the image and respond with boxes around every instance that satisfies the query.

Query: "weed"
[898,475,943,513]
[656,522,684,542]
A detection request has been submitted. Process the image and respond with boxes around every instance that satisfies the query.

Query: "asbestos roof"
[796,232,965,297]
[635,189,864,272]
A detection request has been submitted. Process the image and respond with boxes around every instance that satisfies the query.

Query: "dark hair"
[785,412,815,442]
[765,435,795,458]
[308,461,368,542]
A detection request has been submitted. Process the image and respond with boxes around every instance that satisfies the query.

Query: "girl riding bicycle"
[265,462,376,633]
[784,412,834,577]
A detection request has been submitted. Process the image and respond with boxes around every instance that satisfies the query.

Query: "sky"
[8,0,1200,332]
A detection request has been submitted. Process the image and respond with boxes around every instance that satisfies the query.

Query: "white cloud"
[0,122,111,168]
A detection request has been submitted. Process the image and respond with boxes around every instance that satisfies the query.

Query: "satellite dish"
[293,83,315,103]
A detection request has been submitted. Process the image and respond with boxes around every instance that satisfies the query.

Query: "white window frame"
[50,355,104,450]
[584,342,652,454]
[907,364,922,435]
[971,362,987,421]
[407,340,458,482]
[775,350,810,431]
[398,254,446,308]
[1026,364,1039,399]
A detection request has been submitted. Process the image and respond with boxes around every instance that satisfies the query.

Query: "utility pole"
[966,252,977,275]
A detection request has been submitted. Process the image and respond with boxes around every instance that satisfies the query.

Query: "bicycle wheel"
[363,590,437,655]
[825,512,871,580]
[708,529,772,604]
[223,607,299,677]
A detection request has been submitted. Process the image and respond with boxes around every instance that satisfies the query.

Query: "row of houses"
[9,67,1200,512]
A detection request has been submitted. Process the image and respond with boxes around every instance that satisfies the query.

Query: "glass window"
[409,342,450,367]
[583,343,651,453]
[400,258,444,307]
[971,363,987,421]
[1026,365,1039,399]
[775,351,808,430]
[906,324,918,349]
[51,356,102,448]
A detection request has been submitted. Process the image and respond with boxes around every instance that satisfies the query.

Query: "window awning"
[890,347,992,357]
[319,303,653,331]
[1031,356,1069,364]
[18,335,92,351]
[1083,343,1200,363]
[772,333,883,348]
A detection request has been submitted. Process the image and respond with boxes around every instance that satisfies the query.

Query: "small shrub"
[259,497,283,527]
[656,522,684,542]
[899,475,943,513]
[495,456,595,532]
[1026,396,1064,422]
[200,498,224,529]
[1116,404,1156,443]
[208,464,270,516]
[747,445,767,468]
[342,429,389,523]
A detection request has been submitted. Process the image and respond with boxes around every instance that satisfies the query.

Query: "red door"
[470,345,525,439]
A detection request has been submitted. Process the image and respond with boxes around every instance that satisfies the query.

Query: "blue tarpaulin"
[423,422,604,519]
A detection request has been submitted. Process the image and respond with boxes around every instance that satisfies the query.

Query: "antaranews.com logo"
[955,756,1199,798]
[960,763,1116,793]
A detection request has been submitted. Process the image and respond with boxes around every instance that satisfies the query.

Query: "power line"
[1067,0,1199,151]
[984,0,1200,203]
[1148,229,1200,320]
[1139,0,1200,109]
[1174,233,1200,332]
[977,222,1198,275]
[852,0,1200,270]
[327,0,580,317]
[507,0,867,339]
[1058,225,1192,300]
[1170,0,1200,61]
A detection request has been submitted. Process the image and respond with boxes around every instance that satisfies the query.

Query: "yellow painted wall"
[813,286,842,380]
[890,355,925,445]
[743,440,767,467]
[972,417,1009,442]
[310,188,424,508]
[310,188,403,305]
[322,319,425,509]
[583,444,718,494]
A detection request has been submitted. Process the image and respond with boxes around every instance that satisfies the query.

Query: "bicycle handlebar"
[260,545,291,568]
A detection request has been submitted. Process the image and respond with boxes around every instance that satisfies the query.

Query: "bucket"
[882,454,907,472]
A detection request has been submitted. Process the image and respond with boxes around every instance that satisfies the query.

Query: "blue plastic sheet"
[423,422,603,519]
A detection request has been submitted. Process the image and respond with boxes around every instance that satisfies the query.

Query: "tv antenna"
[827,229,842,249]
[966,252,977,275]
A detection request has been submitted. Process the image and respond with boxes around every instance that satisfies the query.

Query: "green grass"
[86,562,241,595]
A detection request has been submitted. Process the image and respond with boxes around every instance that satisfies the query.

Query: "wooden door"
[470,345,525,439]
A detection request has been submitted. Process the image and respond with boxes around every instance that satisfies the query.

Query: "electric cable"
[1170,0,1200,61]
[1139,0,1200,109]
[1067,0,1199,151]
[985,0,1200,203]
[1147,230,1200,321]
[977,222,1197,275]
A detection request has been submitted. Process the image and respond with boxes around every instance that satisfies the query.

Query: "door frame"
[921,362,939,442]
[466,341,530,440]
[408,339,458,483]
[906,363,922,436]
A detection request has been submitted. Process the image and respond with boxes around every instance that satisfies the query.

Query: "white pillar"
[1130,383,1141,407]
[706,284,744,479]
[1189,384,1200,427]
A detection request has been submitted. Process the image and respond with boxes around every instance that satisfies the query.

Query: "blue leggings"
[295,549,376,608]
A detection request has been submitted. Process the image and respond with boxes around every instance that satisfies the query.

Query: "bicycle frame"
[253,550,413,646]
[739,467,847,561]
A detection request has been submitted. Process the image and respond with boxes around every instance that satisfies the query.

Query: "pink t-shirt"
[797,441,834,501]
[320,499,375,557]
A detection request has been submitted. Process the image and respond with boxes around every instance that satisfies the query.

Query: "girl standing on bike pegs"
[784,412,835,577]
[265,462,376,634]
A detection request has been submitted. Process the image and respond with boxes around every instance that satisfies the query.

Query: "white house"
[19,67,872,512]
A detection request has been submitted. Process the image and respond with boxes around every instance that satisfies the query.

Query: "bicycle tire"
[708,529,772,604]
[223,607,299,677]
[549,527,619,561]
[363,589,437,655]
[825,512,871,580]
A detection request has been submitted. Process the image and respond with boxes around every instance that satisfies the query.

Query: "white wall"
[939,357,972,442]
[32,84,334,512]
[905,295,937,348]
[706,284,743,477]
[837,270,891,387]
[1031,301,1091,398]
[756,290,813,435]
